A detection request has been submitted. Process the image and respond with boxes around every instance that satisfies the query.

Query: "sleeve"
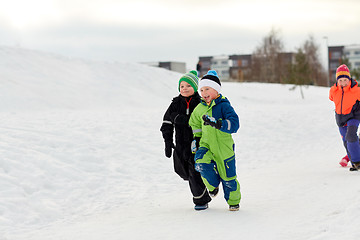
[189,105,203,138]
[160,102,175,143]
[329,87,334,101]
[219,102,240,134]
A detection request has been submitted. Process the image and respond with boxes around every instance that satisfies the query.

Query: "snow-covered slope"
[0,46,359,240]
[0,46,180,111]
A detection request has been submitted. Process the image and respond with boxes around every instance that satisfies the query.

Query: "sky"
[1,0,360,70]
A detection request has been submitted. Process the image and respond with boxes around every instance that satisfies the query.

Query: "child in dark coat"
[160,70,211,210]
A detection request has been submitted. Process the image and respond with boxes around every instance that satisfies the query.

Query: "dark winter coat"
[160,92,201,179]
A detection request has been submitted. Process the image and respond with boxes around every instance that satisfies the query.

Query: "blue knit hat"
[178,70,199,92]
[199,70,221,93]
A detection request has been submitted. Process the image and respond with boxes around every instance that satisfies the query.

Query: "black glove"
[165,141,175,158]
[174,114,189,125]
[202,115,222,129]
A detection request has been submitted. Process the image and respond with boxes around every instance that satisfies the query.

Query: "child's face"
[338,77,350,87]
[200,86,218,104]
[179,81,195,97]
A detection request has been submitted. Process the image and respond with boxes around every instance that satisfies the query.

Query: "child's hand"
[191,137,200,153]
[202,115,222,129]
[164,141,175,158]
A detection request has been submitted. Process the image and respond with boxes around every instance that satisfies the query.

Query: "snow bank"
[0,46,359,240]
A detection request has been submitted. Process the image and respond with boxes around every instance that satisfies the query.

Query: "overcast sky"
[1,0,359,70]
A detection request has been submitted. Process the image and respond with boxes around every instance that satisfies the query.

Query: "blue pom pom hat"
[199,70,221,93]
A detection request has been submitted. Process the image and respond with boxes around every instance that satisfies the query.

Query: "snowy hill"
[0,46,359,240]
[0,46,180,111]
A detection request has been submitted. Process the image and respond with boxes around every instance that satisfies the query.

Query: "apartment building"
[211,55,231,81]
[142,61,186,74]
[328,44,360,85]
[229,54,252,81]
[344,45,360,70]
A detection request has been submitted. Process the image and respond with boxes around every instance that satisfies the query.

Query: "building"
[197,56,213,77]
[141,61,186,74]
[344,45,360,70]
[328,46,344,85]
[229,54,252,81]
[158,62,186,74]
[199,52,296,83]
[328,44,360,85]
[211,55,231,81]
[198,55,232,81]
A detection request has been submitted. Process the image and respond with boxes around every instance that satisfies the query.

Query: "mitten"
[202,115,222,129]
[191,137,200,153]
[165,141,175,158]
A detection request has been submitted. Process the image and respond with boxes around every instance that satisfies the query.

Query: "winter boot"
[352,161,360,170]
[194,203,208,211]
[229,204,240,211]
[339,155,350,167]
[209,187,219,198]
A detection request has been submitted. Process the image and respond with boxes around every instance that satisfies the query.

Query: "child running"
[160,70,211,210]
[189,70,241,211]
[329,64,360,171]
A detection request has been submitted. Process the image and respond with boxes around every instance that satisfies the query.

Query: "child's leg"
[188,159,211,205]
[194,147,221,191]
[345,119,360,163]
[339,125,351,159]
[221,178,241,206]
[217,155,241,206]
[173,150,189,180]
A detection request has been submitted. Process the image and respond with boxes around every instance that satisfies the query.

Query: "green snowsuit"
[189,94,241,205]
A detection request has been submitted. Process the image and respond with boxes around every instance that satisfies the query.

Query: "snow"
[0,46,359,240]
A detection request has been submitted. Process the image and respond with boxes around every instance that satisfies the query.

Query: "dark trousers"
[173,149,211,205]
[339,119,360,163]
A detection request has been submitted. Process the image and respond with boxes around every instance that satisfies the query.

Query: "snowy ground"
[1,46,360,240]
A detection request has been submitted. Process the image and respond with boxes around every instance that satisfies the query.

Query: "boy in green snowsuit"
[189,70,241,211]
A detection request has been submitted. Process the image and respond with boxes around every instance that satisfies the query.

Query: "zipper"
[185,97,192,115]
[341,87,344,114]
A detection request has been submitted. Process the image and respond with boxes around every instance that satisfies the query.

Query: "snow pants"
[173,149,211,206]
[339,119,360,163]
[194,145,241,206]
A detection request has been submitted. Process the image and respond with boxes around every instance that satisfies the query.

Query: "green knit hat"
[178,70,199,92]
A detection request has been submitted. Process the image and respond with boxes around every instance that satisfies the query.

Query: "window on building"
[202,62,211,68]
[355,51,360,55]
[331,51,341,59]
[355,62,360,67]
[330,62,338,69]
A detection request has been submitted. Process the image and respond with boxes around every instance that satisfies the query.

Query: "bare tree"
[301,35,327,86]
[252,28,285,83]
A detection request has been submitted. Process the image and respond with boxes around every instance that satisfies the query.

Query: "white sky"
[1,0,359,69]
